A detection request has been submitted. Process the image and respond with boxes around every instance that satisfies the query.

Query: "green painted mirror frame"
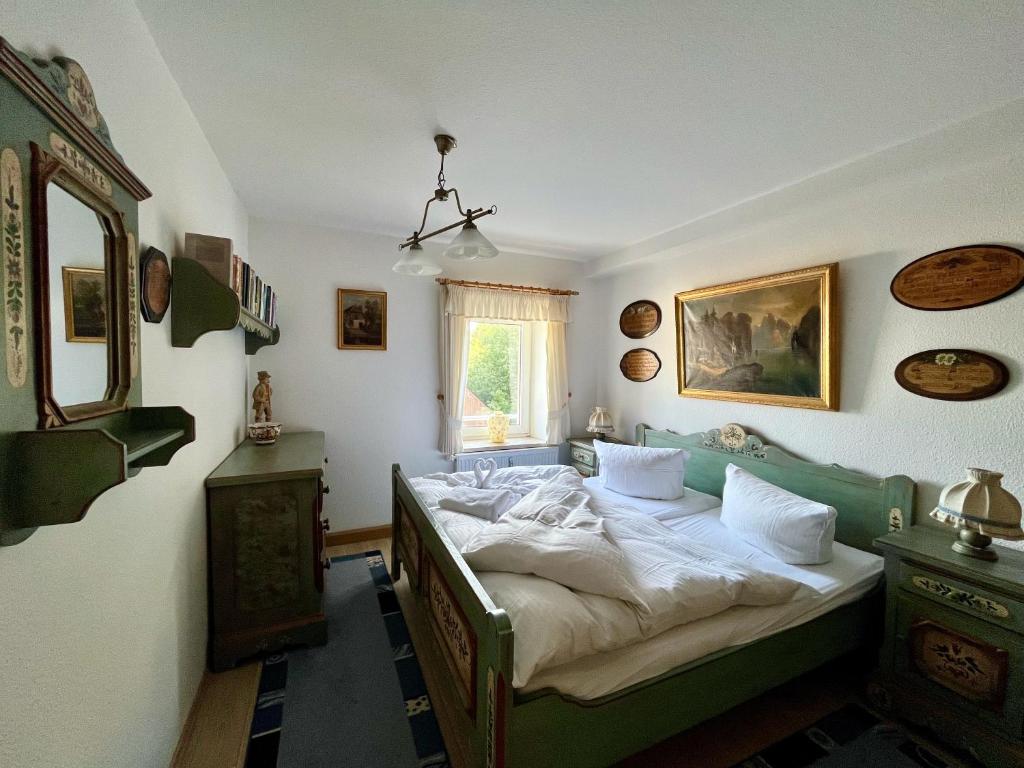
[0,38,195,545]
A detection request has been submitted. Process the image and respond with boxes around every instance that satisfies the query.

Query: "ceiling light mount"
[394,133,499,274]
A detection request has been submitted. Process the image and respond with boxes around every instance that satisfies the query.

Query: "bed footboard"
[392,464,513,768]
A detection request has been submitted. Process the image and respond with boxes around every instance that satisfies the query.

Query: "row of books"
[182,233,279,329]
[231,256,277,328]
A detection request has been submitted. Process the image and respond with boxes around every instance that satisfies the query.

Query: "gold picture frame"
[674,263,837,410]
[61,266,107,343]
[337,288,387,350]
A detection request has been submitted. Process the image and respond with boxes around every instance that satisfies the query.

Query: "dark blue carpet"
[244,551,449,768]
[730,703,966,767]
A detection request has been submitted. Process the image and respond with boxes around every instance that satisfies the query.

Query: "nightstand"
[567,436,619,477]
[873,526,1024,767]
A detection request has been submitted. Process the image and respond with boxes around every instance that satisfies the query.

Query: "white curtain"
[444,285,571,323]
[545,322,570,444]
[439,285,572,456]
[438,286,470,457]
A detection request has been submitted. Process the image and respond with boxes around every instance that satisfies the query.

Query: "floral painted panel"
[63,60,100,129]
[2,148,27,388]
[910,620,1008,711]
[911,576,1009,619]
[127,232,139,377]
[426,555,476,714]
[49,133,112,197]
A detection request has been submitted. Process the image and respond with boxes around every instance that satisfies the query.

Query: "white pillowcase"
[720,463,837,565]
[592,441,690,500]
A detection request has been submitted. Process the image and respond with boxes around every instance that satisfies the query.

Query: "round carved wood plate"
[891,244,1024,311]
[895,349,1008,401]
[619,300,662,338]
[619,348,661,382]
[140,246,170,323]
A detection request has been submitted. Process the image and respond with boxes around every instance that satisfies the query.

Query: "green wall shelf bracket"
[171,256,281,354]
[0,406,195,546]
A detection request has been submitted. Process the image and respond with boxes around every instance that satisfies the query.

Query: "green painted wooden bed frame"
[390,424,916,768]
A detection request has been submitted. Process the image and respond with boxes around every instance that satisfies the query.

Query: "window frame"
[461,318,533,441]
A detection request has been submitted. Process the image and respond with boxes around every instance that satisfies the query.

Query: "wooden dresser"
[874,527,1024,767]
[205,431,329,671]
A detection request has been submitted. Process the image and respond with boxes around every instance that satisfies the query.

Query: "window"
[461,319,533,440]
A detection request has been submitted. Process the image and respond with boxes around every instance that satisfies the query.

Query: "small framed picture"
[337,289,387,350]
[62,266,107,343]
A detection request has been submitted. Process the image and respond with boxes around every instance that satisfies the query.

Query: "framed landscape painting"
[674,263,837,410]
[337,288,387,350]
[62,266,107,343]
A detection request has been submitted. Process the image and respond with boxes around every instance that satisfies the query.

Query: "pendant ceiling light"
[393,134,499,275]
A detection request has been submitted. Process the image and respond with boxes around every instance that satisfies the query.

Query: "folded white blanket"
[439,486,522,522]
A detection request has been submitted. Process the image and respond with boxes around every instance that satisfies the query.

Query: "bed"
[390,424,915,768]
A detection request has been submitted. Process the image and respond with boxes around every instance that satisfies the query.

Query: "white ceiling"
[134,1,1024,260]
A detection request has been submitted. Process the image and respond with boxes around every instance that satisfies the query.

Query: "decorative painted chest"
[205,431,329,671]
[874,526,1024,768]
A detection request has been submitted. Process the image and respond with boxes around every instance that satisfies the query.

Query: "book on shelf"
[231,256,242,299]
[183,233,232,286]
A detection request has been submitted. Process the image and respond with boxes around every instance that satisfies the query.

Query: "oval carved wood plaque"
[895,349,1008,401]
[619,300,662,338]
[891,245,1024,311]
[620,348,661,382]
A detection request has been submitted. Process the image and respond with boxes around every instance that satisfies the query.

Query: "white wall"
[249,218,598,530]
[591,101,1024,533]
[0,3,251,767]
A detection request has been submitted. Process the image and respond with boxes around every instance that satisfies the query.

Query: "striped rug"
[244,551,448,767]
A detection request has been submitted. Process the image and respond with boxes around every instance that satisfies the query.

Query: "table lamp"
[586,407,614,441]
[930,468,1022,561]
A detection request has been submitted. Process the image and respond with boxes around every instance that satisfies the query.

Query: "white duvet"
[412,466,811,687]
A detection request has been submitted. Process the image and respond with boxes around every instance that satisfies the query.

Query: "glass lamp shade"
[930,468,1023,560]
[392,242,442,276]
[586,406,614,437]
[443,220,499,261]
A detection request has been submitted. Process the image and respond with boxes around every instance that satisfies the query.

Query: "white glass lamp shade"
[393,242,442,276]
[443,220,499,261]
[586,407,614,437]
[930,468,1023,540]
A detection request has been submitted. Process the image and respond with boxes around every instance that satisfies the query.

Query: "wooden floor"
[170,535,889,768]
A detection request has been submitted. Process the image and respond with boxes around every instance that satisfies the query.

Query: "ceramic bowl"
[247,422,282,445]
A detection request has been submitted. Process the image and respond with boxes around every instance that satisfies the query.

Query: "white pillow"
[592,441,689,500]
[720,464,837,565]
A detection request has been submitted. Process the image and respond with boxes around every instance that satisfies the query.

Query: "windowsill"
[460,436,552,453]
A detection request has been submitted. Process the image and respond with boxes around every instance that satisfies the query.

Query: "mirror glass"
[46,183,110,406]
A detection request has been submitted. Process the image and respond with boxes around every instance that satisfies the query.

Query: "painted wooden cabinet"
[567,436,620,477]
[205,431,329,671]
[874,527,1024,768]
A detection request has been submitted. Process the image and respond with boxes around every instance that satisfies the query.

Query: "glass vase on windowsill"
[487,411,510,444]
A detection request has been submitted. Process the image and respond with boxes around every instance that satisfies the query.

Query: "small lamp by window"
[586,407,614,441]
[930,468,1023,561]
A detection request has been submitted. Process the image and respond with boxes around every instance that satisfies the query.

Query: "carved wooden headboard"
[636,423,915,552]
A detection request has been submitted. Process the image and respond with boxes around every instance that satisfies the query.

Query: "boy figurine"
[252,371,273,423]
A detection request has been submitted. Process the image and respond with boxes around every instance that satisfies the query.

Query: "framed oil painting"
[674,263,837,410]
[62,266,107,343]
[337,288,387,350]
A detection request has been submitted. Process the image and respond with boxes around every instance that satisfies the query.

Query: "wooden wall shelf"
[170,257,281,354]
[0,406,195,546]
